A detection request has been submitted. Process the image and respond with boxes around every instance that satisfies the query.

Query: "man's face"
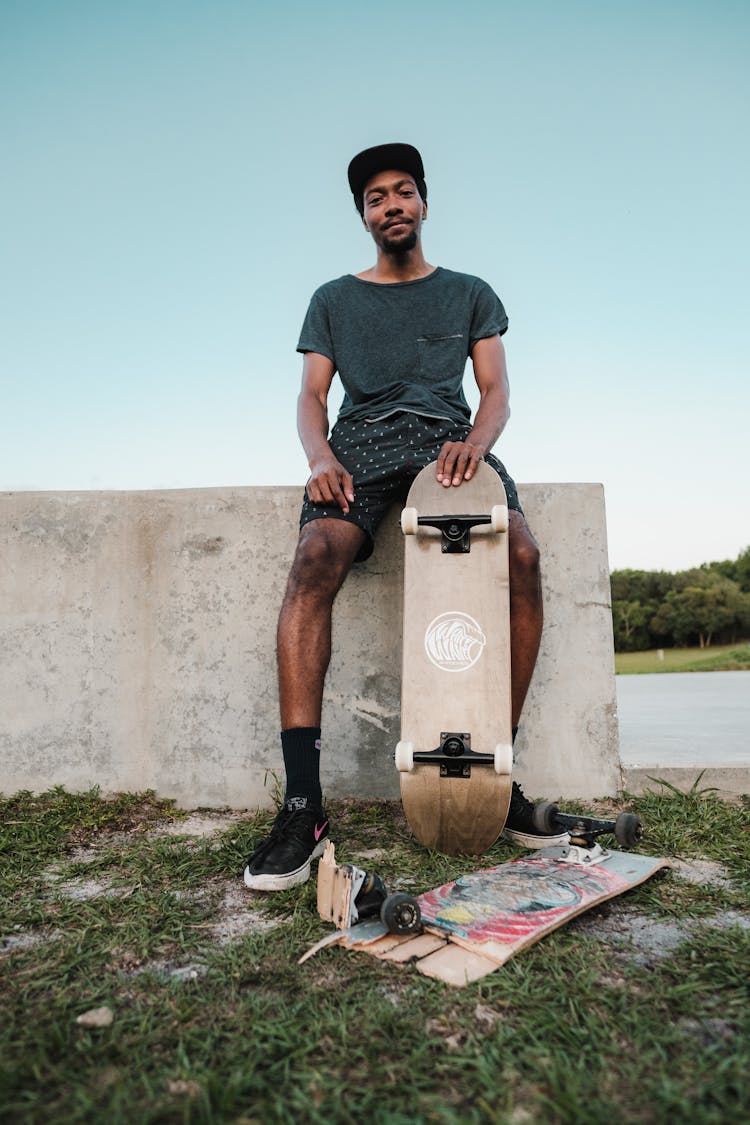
[361,169,427,253]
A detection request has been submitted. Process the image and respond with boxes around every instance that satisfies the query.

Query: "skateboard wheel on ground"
[395,740,415,772]
[493,743,513,775]
[401,507,419,535]
[490,504,509,532]
[615,812,643,848]
[531,800,559,834]
[380,893,422,935]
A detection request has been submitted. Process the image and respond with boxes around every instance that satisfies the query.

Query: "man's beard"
[381,228,418,254]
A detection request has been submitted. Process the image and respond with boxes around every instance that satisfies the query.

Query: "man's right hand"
[306,456,355,514]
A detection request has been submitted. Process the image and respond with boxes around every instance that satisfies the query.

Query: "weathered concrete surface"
[0,484,621,808]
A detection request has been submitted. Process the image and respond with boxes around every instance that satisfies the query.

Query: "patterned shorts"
[299,411,522,562]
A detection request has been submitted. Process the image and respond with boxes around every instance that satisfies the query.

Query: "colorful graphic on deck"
[418,857,631,943]
[424,611,486,672]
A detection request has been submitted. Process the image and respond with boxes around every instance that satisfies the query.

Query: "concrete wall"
[0,484,622,808]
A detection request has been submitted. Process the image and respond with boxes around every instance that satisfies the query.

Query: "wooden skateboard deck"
[397,460,512,855]
[300,848,669,988]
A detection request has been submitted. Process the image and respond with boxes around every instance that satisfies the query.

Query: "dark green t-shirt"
[296,267,508,425]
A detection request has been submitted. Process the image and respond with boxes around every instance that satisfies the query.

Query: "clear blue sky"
[2,0,748,572]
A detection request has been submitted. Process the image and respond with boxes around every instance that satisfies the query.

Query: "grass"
[1,783,750,1123]
[615,642,750,674]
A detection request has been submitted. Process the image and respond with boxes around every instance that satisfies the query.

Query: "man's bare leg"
[243,519,367,891]
[277,519,367,729]
[507,510,543,729]
[502,512,566,845]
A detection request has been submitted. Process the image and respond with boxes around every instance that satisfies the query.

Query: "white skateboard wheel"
[493,743,513,775]
[401,507,419,535]
[490,505,509,532]
[395,740,415,772]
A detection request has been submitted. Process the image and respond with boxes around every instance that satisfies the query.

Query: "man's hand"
[306,455,355,513]
[435,440,486,487]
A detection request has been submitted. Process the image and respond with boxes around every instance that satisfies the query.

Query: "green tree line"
[610,546,750,652]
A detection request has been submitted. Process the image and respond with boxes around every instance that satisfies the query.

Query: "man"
[244,143,565,891]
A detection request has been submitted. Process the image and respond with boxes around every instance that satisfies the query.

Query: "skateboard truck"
[532,802,643,850]
[316,841,422,936]
[400,506,509,553]
[395,729,512,783]
[396,733,514,779]
[419,732,490,777]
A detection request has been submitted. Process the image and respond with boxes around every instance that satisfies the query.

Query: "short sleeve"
[297,289,336,363]
[469,281,508,347]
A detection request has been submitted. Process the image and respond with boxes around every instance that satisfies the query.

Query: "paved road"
[616,670,750,768]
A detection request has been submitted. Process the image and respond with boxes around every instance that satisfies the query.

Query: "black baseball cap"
[347,143,427,214]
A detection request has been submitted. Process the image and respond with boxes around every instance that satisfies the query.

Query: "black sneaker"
[502,782,568,849]
[243,798,330,891]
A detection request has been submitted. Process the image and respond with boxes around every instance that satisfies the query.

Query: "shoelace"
[269,806,316,843]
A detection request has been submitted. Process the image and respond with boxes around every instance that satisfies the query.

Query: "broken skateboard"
[396,460,513,855]
[315,841,422,935]
[301,841,668,988]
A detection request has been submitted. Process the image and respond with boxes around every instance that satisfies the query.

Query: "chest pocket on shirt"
[416,333,466,381]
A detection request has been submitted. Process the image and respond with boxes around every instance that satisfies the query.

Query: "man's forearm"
[297,388,354,512]
[297,392,333,469]
[466,384,510,455]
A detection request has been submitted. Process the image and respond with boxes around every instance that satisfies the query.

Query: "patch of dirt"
[146,811,246,839]
[55,876,124,901]
[669,857,734,889]
[707,909,750,931]
[580,900,750,967]
[167,1078,202,1098]
[141,960,209,982]
[49,810,246,869]
[207,882,283,944]
[108,947,209,981]
[42,806,247,866]
[678,1017,737,1046]
[425,1017,469,1051]
[579,907,687,964]
[58,837,145,865]
[65,795,185,846]
[1,928,62,954]
[473,1003,504,1030]
[351,848,389,863]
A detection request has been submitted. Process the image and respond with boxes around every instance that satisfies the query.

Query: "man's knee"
[511,537,541,575]
[508,514,541,581]
[285,520,363,600]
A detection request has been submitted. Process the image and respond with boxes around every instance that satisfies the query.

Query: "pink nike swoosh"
[314,821,329,842]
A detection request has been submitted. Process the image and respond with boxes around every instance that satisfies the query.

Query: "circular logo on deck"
[424,612,486,672]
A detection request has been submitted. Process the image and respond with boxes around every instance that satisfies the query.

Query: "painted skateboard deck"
[397,460,512,855]
[300,848,669,988]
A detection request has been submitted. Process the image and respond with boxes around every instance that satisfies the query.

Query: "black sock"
[281,727,323,806]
